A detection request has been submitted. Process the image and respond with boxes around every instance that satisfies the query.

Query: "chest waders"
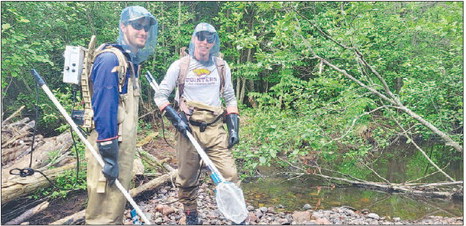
[85,60,141,224]
[29,70,150,224]
[146,72,248,224]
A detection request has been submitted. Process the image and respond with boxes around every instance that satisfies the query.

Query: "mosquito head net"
[117,6,158,64]
[188,23,220,66]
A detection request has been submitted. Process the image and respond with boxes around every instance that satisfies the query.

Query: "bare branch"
[325,105,388,144]
[361,161,390,184]
[405,162,450,184]
[390,113,455,182]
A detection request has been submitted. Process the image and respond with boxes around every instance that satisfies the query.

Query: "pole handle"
[30,69,46,86]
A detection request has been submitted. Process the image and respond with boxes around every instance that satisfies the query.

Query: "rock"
[255,209,263,219]
[367,213,380,220]
[247,205,255,211]
[315,217,331,224]
[259,207,268,213]
[277,204,284,209]
[303,203,312,210]
[277,218,289,225]
[154,217,163,224]
[292,211,311,224]
[162,205,175,216]
[179,216,186,225]
[248,212,259,223]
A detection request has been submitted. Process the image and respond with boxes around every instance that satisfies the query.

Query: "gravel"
[125,183,463,225]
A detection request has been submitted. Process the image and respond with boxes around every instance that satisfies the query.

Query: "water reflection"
[242,175,463,220]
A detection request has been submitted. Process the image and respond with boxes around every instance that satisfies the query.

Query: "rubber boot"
[185,210,202,225]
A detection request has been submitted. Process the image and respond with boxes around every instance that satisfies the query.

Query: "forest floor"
[5,129,464,225]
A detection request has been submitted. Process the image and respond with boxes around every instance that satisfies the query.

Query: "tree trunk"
[239,78,247,106]
[2,131,73,178]
[5,201,49,225]
[2,105,25,124]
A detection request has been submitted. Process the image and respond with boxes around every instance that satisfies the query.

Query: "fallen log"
[2,138,45,166]
[5,117,30,128]
[50,170,177,225]
[2,131,73,183]
[2,105,25,125]
[49,210,85,225]
[315,173,463,199]
[130,170,177,197]
[2,120,35,148]
[5,201,49,225]
[2,162,76,203]
[138,148,175,172]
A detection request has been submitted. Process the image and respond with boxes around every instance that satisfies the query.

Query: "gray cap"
[193,22,217,33]
[188,23,220,66]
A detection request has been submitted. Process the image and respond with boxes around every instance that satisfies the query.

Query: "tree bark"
[2,131,73,179]
[2,105,25,124]
[5,201,49,225]
[2,163,76,203]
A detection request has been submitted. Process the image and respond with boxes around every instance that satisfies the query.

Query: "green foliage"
[2,2,462,182]
[30,167,86,200]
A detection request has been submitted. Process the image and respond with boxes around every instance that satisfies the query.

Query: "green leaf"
[2,23,11,32]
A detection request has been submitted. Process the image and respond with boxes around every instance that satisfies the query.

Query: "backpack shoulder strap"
[177,55,190,98]
[215,56,226,94]
[94,45,129,89]
[177,51,226,98]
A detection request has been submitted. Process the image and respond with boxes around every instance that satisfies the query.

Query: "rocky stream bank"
[124,182,463,225]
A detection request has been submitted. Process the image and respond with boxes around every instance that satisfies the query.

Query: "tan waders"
[175,101,239,211]
[85,76,140,224]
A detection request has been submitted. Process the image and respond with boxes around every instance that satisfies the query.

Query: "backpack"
[80,35,130,128]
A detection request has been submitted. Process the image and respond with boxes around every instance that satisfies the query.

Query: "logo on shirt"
[193,68,211,76]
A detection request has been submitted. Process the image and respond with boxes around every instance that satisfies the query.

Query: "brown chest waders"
[85,66,140,224]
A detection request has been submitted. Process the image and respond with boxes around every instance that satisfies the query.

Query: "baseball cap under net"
[188,23,220,66]
[117,6,158,64]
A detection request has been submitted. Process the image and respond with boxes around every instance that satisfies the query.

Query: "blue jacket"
[90,45,138,141]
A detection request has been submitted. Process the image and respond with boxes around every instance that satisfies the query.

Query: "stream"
[242,142,463,220]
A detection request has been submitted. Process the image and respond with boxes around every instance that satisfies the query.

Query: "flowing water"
[242,143,463,220]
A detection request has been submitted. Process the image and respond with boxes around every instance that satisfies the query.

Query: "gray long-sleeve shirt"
[154,56,237,108]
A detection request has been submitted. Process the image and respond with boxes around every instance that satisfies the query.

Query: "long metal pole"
[30,69,151,224]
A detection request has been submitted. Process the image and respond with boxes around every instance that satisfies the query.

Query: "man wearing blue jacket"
[85,6,157,224]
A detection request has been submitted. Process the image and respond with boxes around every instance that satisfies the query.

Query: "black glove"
[226,113,240,148]
[164,105,192,137]
[97,139,119,185]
